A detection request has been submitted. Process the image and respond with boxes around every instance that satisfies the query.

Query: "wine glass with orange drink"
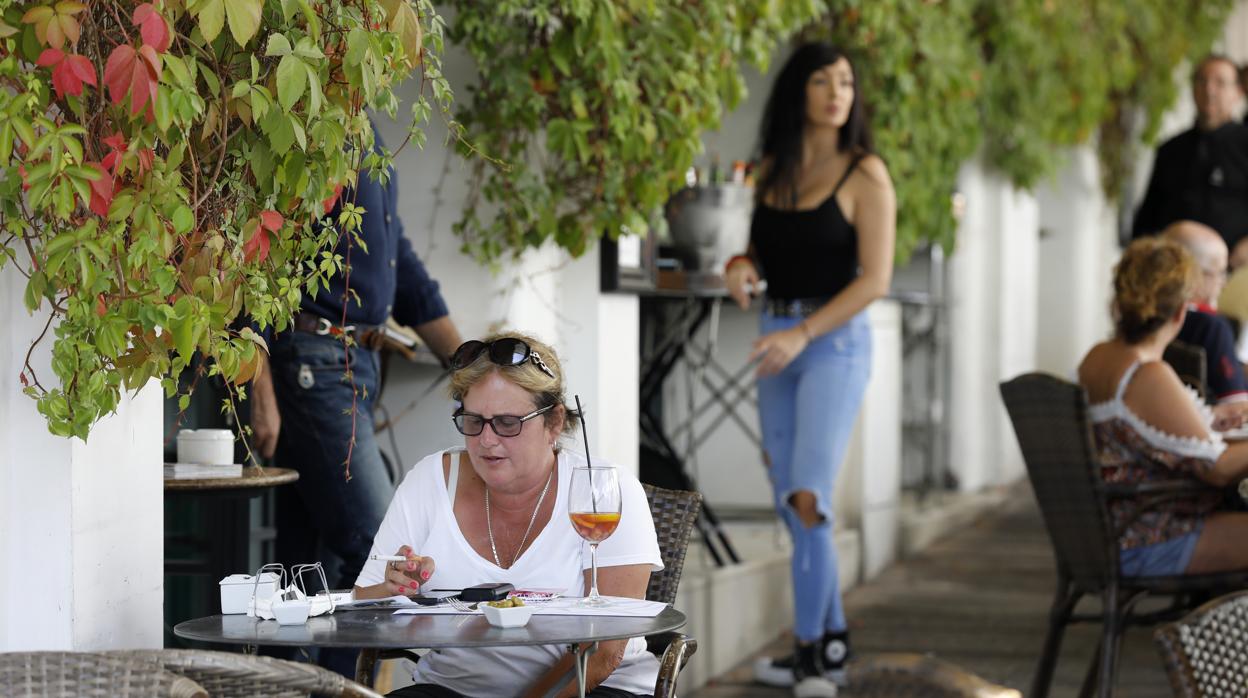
[568,465,621,607]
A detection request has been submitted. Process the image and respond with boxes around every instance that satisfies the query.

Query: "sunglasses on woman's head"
[452,404,554,437]
[450,338,555,379]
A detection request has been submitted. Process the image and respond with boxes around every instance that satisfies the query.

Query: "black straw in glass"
[574,394,597,513]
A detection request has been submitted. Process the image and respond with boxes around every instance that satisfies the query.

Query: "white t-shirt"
[356,448,663,696]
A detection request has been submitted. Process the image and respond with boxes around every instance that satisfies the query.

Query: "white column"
[837,300,902,578]
[0,261,163,651]
[948,157,1039,492]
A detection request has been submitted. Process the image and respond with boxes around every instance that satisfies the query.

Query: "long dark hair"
[756,42,874,207]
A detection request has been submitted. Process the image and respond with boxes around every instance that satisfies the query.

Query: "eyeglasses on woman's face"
[452,404,554,437]
[450,338,555,379]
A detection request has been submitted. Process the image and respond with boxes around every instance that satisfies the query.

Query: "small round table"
[175,607,687,697]
[163,466,299,492]
[165,467,300,644]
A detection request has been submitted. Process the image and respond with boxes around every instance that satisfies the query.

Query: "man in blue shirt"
[1164,221,1248,429]
[249,130,462,676]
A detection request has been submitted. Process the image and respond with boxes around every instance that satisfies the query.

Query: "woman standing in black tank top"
[724,43,895,698]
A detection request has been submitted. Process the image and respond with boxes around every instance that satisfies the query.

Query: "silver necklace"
[485,466,554,568]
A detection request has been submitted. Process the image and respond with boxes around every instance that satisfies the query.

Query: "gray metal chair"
[1000,372,1248,698]
[112,649,381,697]
[0,651,206,697]
[356,484,703,697]
[1155,589,1248,697]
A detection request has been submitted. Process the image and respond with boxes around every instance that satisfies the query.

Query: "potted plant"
[0,0,451,439]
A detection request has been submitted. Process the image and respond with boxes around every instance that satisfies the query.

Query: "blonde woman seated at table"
[1079,237,1248,578]
[354,332,662,698]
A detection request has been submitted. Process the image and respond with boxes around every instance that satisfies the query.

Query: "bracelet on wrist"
[723,254,753,275]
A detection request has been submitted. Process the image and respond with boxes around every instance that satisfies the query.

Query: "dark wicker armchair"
[1155,589,1248,697]
[0,651,206,697]
[356,484,703,697]
[112,649,381,698]
[849,653,1021,698]
[1000,373,1248,698]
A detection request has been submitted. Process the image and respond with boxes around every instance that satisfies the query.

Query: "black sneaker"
[792,642,838,698]
[822,631,850,686]
[753,632,851,688]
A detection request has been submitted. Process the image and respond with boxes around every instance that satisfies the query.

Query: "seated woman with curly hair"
[1079,237,1248,577]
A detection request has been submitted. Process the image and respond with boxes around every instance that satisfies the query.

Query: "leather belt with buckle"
[292,311,385,350]
[764,296,832,318]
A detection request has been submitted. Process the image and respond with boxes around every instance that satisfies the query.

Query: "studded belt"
[764,297,831,318]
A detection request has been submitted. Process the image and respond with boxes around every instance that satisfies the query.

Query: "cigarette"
[369,554,409,562]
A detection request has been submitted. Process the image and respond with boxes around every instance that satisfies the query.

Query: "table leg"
[569,642,598,698]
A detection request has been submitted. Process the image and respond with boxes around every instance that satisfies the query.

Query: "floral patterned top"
[1087,361,1225,549]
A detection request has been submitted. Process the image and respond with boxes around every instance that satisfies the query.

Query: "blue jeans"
[270,331,394,677]
[756,311,871,643]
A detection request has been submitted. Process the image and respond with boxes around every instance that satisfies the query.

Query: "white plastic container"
[177,429,234,465]
[481,603,533,628]
[219,572,280,614]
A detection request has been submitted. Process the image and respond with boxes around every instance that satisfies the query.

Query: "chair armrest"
[653,632,697,698]
[1099,479,1226,539]
[1098,479,1217,498]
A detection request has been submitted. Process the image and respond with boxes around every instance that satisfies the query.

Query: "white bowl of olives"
[481,598,532,628]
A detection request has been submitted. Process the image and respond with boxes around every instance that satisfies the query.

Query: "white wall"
[0,260,163,651]
[372,45,639,476]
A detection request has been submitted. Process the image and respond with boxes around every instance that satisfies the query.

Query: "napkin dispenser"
[220,572,280,614]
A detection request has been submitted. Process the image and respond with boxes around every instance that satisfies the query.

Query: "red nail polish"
[409,581,418,589]
[421,570,431,580]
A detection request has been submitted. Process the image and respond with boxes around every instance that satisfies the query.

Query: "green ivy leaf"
[194,0,224,42]
[172,205,194,235]
[224,0,262,46]
[276,54,306,112]
[265,33,292,56]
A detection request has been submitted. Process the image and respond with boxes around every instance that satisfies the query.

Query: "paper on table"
[335,595,420,611]
[394,596,668,618]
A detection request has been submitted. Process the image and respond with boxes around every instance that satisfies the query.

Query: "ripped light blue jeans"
[757,310,871,643]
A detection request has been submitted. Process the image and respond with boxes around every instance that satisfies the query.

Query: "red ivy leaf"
[96,293,107,317]
[101,131,127,175]
[242,219,271,264]
[322,184,344,215]
[17,164,30,192]
[259,210,284,232]
[103,44,159,115]
[36,48,94,98]
[35,47,63,66]
[132,3,171,52]
[85,162,113,217]
[136,147,154,175]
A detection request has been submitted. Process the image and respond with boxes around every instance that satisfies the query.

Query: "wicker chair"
[1000,373,1248,698]
[849,653,1021,698]
[0,651,206,697]
[1164,340,1209,401]
[111,649,381,697]
[355,484,703,698]
[1155,589,1248,697]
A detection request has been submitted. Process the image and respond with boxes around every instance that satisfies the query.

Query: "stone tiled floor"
[687,485,1172,697]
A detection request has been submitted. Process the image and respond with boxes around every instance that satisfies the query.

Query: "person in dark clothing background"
[1133,55,1248,251]
[249,125,463,679]
[1164,220,1248,431]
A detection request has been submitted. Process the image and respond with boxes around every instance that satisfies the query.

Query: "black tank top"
[749,157,861,300]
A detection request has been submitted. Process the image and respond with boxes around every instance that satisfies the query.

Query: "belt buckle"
[315,318,356,337]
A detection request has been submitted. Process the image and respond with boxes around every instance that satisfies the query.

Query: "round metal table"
[175,606,687,697]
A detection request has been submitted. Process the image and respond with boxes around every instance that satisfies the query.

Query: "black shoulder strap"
[831,155,864,196]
